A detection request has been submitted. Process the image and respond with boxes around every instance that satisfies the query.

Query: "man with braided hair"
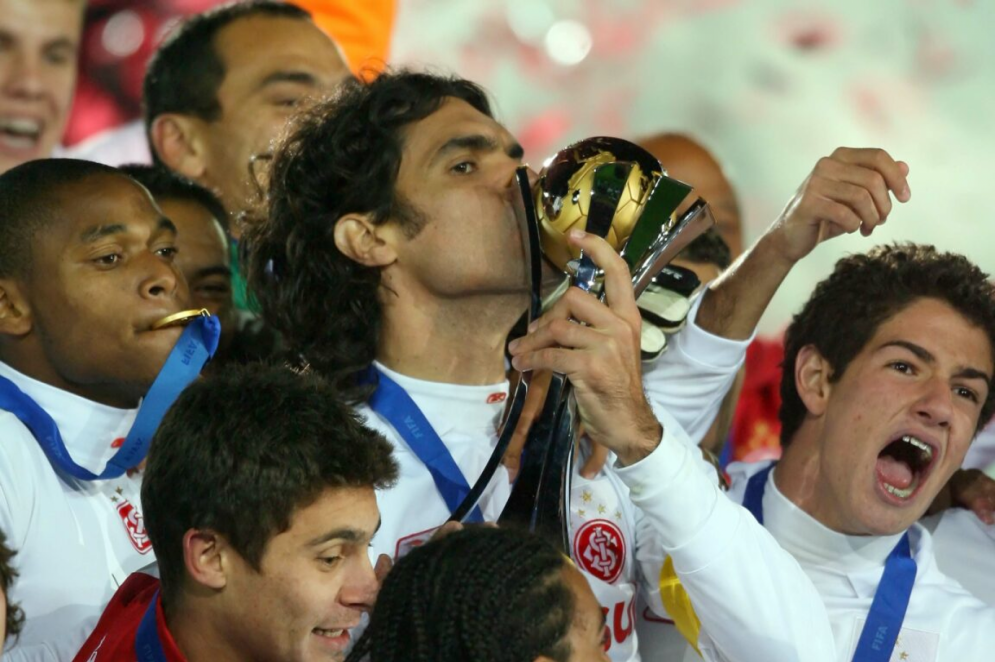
[350,526,608,662]
[248,69,914,661]
[1,532,24,652]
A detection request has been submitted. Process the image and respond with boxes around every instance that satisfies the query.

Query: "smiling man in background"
[144,1,351,228]
[0,0,83,174]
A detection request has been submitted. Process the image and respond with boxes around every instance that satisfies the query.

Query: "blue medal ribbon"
[134,590,169,662]
[741,464,774,526]
[0,315,220,481]
[743,464,917,662]
[368,368,484,523]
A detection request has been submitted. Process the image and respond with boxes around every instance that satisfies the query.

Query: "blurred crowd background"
[66,0,995,333]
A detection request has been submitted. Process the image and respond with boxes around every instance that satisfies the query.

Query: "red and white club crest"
[394,526,437,560]
[573,519,626,584]
[116,499,152,554]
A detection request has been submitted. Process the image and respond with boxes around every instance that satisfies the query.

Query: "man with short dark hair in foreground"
[74,364,398,662]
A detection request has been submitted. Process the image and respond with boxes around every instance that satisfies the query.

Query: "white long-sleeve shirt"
[617,436,836,662]
[0,362,151,662]
[726,461,995,661]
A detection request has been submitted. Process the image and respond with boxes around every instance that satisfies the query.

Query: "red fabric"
[730,336,785,464]
[73,573,186,662]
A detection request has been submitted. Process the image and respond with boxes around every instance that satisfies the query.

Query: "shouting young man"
[728,243,995,659]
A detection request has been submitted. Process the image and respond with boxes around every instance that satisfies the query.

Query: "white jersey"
[361,364,676,662]
[726,461,995,661]
[0,362,151,662]
[364,296,837,662]
[922,509,995,606]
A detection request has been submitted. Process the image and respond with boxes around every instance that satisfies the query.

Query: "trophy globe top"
[535,136,665,272]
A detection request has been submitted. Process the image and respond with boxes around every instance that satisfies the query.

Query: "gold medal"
[150,309,210,330]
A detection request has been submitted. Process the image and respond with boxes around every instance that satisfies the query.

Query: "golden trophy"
[451,137,715,553]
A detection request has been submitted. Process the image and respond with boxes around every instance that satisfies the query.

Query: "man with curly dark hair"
[247,69,916,661]
[725,242,995,659]
[73,364,398,662]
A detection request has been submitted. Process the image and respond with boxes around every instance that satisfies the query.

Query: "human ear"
[334,213,398,268]
[0,281,32,337]
[795,344,833,416]
[182,529,229,590]
[150,114,208,181]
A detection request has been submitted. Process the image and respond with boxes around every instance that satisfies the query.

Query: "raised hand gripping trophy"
[448,137,715,553]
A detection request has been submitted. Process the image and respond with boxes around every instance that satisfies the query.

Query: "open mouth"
[875,434,937,501]
[0,117,43,151]
[150,309,209,330]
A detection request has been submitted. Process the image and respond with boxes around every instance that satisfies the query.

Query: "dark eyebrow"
[44,38,78,53]
[882,340,934,364]
[430,134,525,166]
[882,340,991,384]
[306,518,382,548]
[79,224,126,243]
[257,70,320,91]
[157,218,178,235]
[79,217,176,244]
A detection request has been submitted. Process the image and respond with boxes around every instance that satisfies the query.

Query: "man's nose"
[138,252,183,302]
[915,377,954,429]
[2,51,47,99]
[338,554,380,612]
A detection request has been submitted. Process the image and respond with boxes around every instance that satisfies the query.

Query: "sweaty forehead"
[43,174,162,239]
[870,298,995,373]
[0,0,84,39]
[400,98,511,165]
[212,15,349,91]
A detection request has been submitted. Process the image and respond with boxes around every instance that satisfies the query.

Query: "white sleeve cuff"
[676,289,755,370]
